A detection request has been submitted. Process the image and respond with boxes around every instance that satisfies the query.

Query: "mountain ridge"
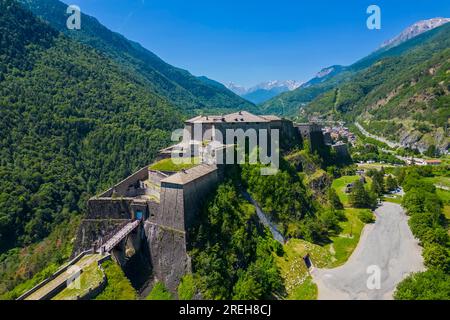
[226,80,303,104]
[18,0,256,114]
[260,17,450,118]
[381,17,450,49]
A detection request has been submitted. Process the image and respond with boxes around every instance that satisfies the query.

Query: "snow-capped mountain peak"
[381,17,450,49]
[225,80,303,104]
[226,80,303,96]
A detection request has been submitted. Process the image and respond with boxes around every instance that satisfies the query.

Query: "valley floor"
[311,202,424,300]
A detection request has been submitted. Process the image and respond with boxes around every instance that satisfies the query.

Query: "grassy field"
[277,206,369,298]
[275,239,330,300]
[423,176,450,189]
[357,163,396,171]
[94,261,137,300]
[149,157,200,172]
[383,196,403,204]
[325,208,367,267]
[332,176,361,207]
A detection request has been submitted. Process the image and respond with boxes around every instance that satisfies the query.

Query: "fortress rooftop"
[161,164,218,185]
[186,111,281,124]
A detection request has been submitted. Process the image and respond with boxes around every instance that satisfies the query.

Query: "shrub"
[95,261,137,300]
[177,275,196,300]
[394,270,450,300]
[146,282,173,300]
[423,243,450,273]
[358,210,375,224]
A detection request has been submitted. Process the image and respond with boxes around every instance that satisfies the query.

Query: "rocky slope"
[381,17,450,49]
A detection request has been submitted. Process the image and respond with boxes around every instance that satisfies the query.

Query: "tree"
[349,180,376,208]
[328,188,344,210]
[425,145,439,158]
[146,282,173,300]
[385,175,398,193]
[177,275,196,300]
[421,228,449,247]
[371,171,385,196]
[394,270,450,300]
[232,272,263,300]
[423,243,450,273]
[190,182,283,300]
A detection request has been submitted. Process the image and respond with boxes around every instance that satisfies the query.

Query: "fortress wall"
[145,165,220,294]
[99,166,149,197]
[144,222,190,294]
[148,170,168,185]
[182,169,219,229]
[86,199,134,220]
[72,199,135,256]
[157,184,185,231]
[147,201,160,222]
[72,219,129,257]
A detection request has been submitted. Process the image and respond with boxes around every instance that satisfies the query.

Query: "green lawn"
[274,175,375,300]
[325,208,367,267]
[423,176,450,189]
[288,276,318,300]
[149,157,200,172]
[332,176,361,207]
[329,176,375,266]
[276,206,368,299]
[383,196,403,204]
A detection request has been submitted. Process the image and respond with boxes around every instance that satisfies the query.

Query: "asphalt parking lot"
[311,202,425,300]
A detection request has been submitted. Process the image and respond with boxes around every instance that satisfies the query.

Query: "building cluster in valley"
[322,125,357,147]
[69,111,349,295]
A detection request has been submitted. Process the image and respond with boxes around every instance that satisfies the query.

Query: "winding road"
[311,202,425,300]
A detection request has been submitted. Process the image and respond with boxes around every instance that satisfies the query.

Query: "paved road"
[355,122,402,149]
[311,202,424,300]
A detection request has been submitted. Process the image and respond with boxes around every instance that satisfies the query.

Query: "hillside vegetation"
[394,166,450,300]
[307,23,450,152]
[262,22,450,152]
[0,0,183,295]
[18,0,256,114]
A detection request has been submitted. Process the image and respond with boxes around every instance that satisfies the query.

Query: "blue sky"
[62,0,450,87]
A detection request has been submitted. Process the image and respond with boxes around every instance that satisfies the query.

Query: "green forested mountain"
[305,23,450,152]
[261,22,449,152]
[261,22,450,118]
[0,0,183,261]
[18,0,256,114]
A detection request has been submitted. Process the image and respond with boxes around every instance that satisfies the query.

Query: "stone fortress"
[72,111,336,294]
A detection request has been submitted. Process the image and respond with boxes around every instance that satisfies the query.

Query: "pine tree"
[371,171,385,196]
[328,188,344,210]
[385,175,398,192]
